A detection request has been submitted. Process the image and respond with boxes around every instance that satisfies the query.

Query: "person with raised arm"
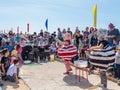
[56,32,77,74]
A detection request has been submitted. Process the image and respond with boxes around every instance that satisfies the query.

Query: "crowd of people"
[0,23,120,89]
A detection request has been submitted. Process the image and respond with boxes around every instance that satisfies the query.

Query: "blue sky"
[0,0,120,34]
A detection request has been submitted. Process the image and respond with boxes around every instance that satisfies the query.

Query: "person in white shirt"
[7,59,19,84]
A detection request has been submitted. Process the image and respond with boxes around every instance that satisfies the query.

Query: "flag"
[45,19,48,31]
[92,4,97,27]
[17,26,19,34]
[27,23,29,32]
[4,29,5,34]
[0,30,3,34]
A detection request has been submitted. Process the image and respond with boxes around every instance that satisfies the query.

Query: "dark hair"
[6,42,9,46]
[2,49,8,55]
[16,44,20,50]
[13,59,19,64]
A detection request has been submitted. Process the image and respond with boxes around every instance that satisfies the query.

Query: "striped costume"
[58,44,77,60]
[57,43,77,74]
[88,46,115,71]
[57,32,77,74]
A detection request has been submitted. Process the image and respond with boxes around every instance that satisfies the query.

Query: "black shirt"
[1,56,10,73]
[98,40,109,48]
[76,34,83,44]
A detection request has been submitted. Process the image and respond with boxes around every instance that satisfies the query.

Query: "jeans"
[114,64,120,79]
[7,75,16,82]
[100,71,107,88]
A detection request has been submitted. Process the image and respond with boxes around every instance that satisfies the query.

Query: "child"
[15,44,23,63]
[113,38,119,49]
[49,43,57,54]
[114,46,120,80]
[6,59,19,84]
[1,49,10,80]
[10,50,17,64]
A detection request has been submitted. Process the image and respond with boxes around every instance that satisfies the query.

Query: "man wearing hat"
[105,23,119,45]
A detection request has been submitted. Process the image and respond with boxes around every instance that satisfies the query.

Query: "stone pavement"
[20,61,120,90]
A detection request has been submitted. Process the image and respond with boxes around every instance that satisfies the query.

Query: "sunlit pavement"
[20,61,120,90]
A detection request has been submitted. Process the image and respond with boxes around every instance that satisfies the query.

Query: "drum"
[74,60,88,67]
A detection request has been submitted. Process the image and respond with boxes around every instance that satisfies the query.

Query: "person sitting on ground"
[1,49,10,80]
[6,59,19,84]
[10,50,17,64]
[15,44,23,63]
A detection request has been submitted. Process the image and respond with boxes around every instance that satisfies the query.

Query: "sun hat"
[109,23,115,29]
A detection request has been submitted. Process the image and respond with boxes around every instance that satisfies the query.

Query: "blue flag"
[45,19,48,31]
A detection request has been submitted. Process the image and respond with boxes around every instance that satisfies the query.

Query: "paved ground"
[2,79,30,90]
[19,61,120,90]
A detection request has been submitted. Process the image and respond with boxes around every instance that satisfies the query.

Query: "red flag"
[17,26,19,34]
[27,23,29,32]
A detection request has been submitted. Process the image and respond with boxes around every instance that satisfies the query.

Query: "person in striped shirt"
[87,39,115,90]
[56,32,77,74]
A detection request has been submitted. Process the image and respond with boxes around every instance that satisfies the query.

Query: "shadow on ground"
[2,80,19,90]
[63,73,93,89]
[2,79,30,90]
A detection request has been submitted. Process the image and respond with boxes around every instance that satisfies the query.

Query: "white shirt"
[7,64,17,76]
[115,52,120,64]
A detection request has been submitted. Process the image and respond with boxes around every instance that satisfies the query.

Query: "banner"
[45,19,48,31]
[17,26,19,34]
[27,23,29,32]
[0,30,3,34]
[92,4,97,27]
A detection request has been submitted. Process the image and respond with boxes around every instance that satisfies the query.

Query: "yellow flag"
[92,5,97,27]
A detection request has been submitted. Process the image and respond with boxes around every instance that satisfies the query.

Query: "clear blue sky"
[0,0,120,34]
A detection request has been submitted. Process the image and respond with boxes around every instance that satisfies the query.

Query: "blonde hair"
[11,50,17,56]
